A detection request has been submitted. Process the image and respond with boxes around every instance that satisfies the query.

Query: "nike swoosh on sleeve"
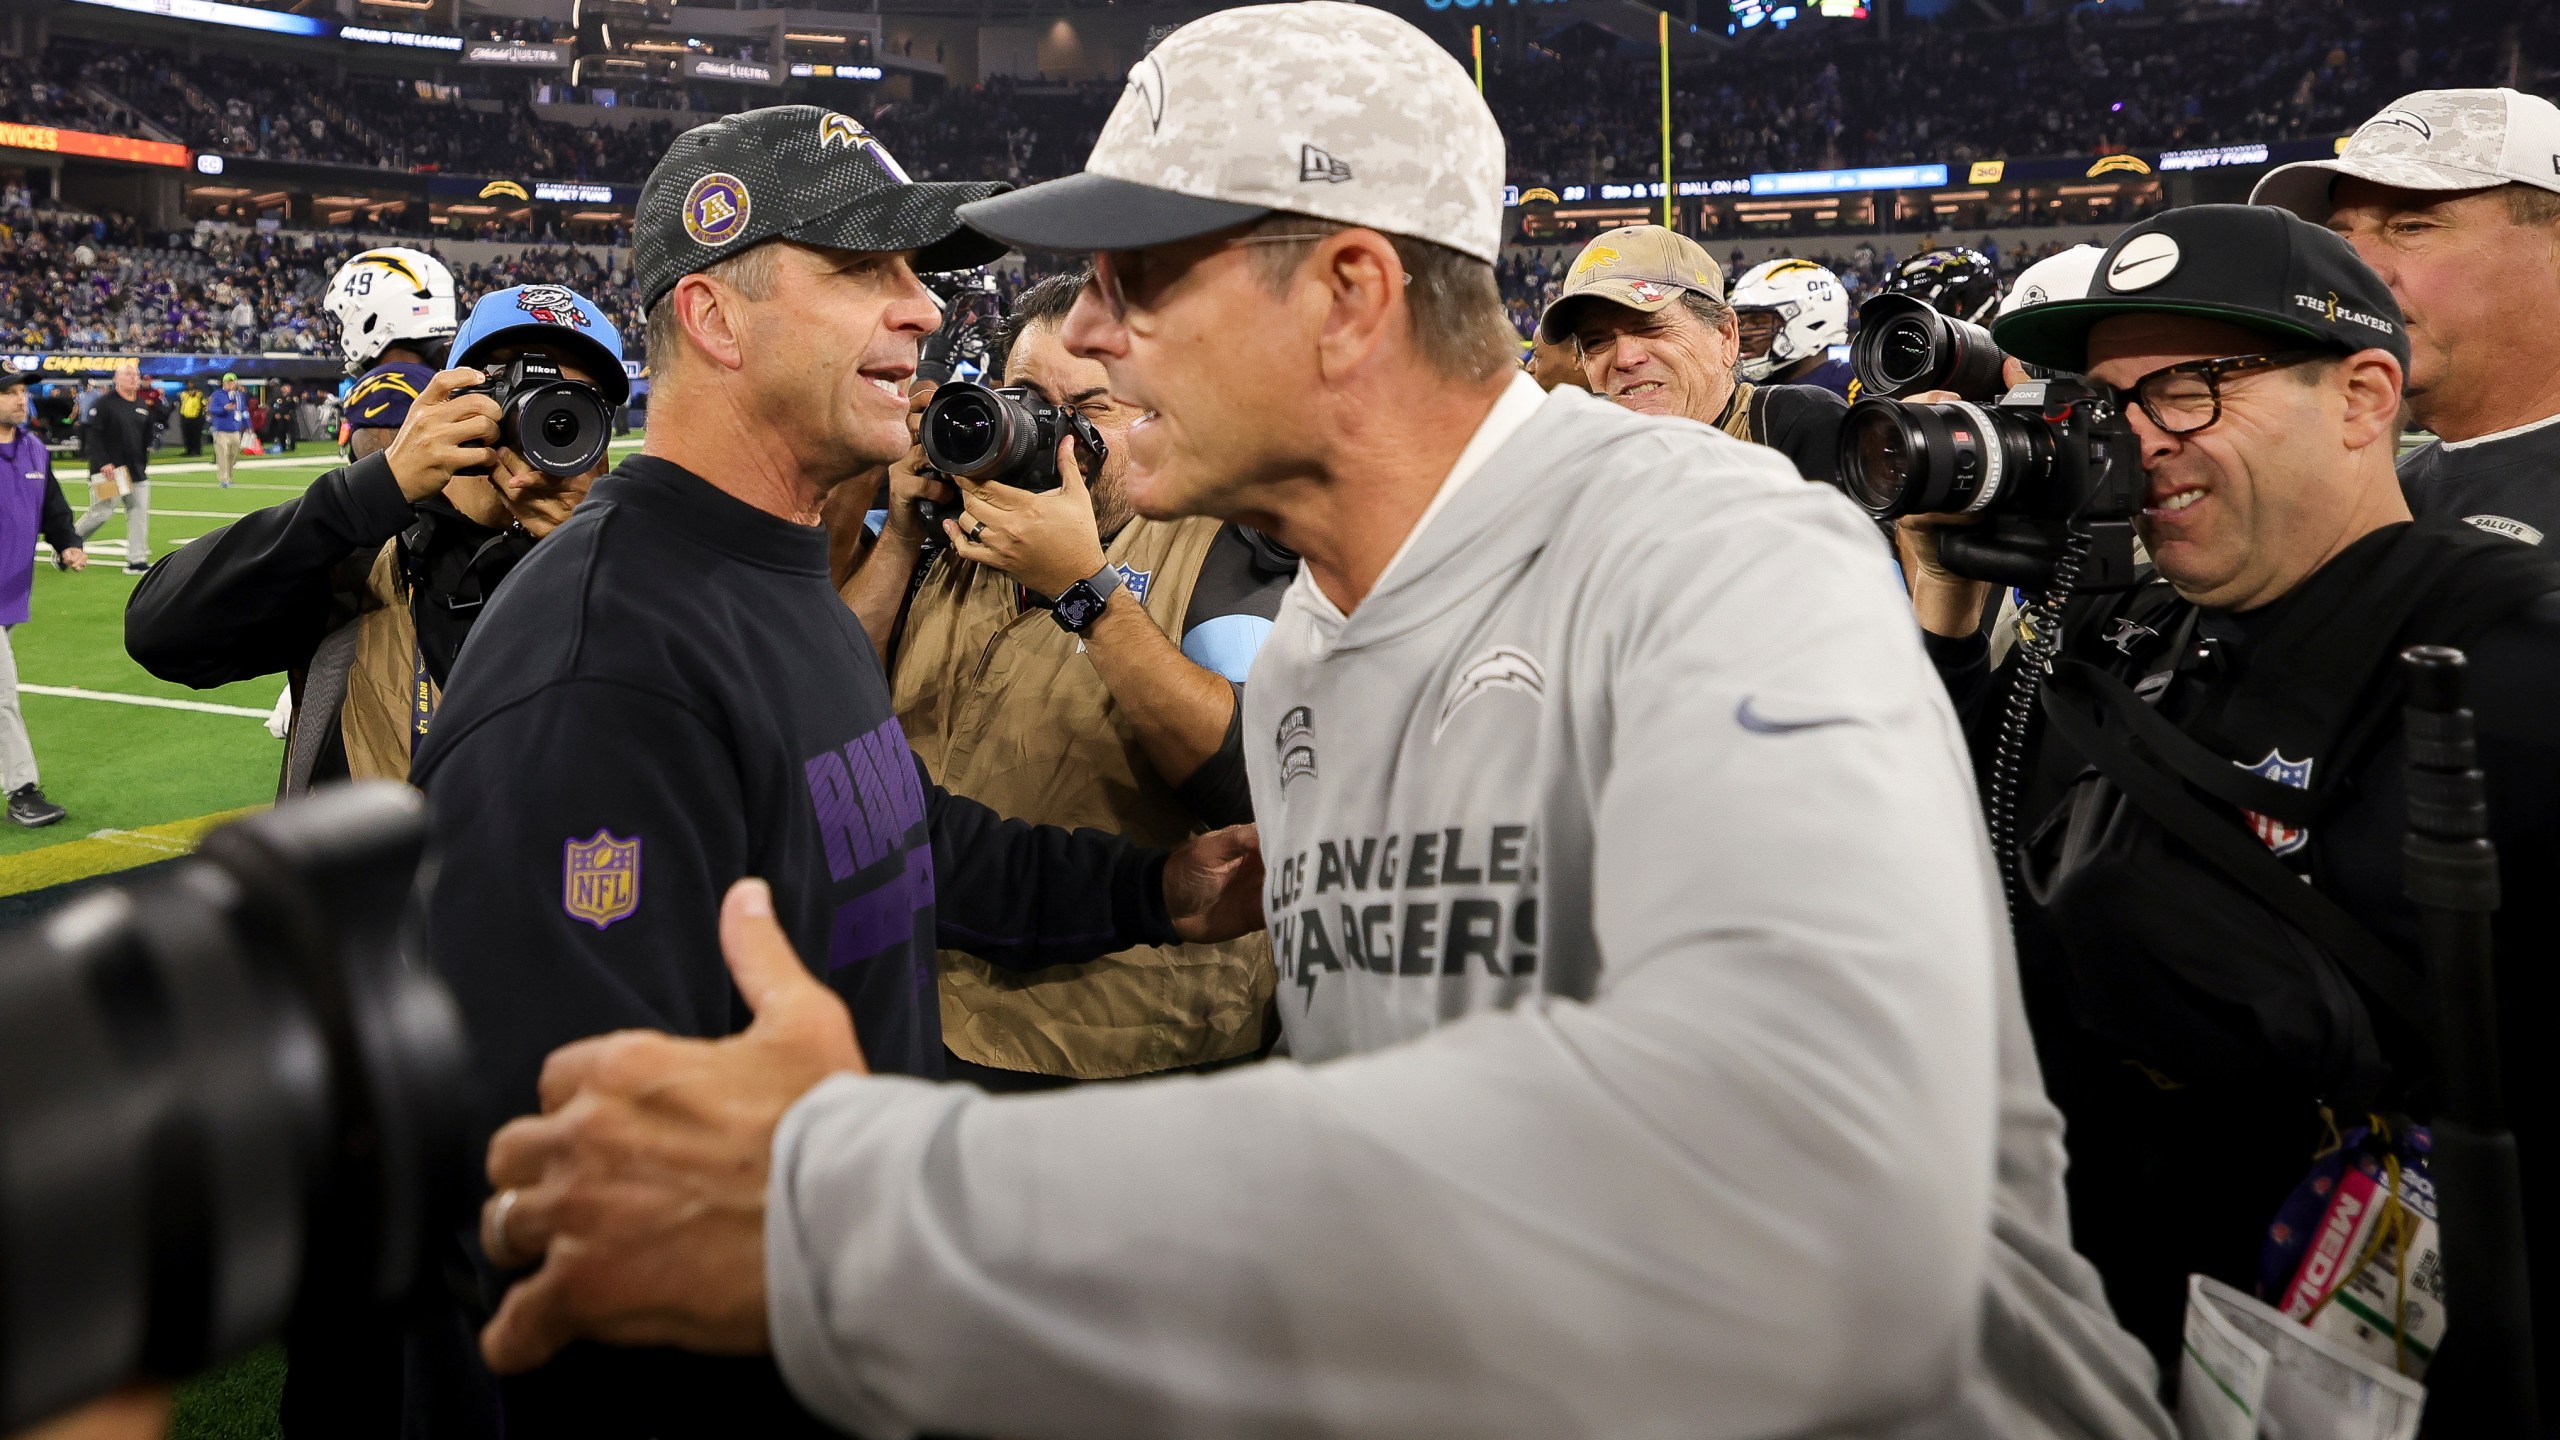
[1734,696,1857,735]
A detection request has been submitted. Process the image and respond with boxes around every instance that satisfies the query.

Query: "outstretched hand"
[1163,823,1266,944]
[476,878,865,1374]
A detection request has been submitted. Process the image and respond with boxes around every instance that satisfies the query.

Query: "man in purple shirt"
[0,366,87,826]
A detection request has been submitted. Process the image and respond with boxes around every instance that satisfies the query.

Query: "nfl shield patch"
[2237,750,2315,857]
[1110,563,1153,604]
[563,830,642,929]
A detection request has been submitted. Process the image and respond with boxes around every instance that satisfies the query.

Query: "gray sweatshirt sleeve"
[764,461,2004,1440]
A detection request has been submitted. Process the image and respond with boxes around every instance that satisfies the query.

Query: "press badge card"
[2179,1275,2426,1440]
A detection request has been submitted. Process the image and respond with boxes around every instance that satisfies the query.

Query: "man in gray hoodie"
[466,8,2172,1437]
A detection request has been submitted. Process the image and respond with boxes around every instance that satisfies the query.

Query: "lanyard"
[411,636,435,755]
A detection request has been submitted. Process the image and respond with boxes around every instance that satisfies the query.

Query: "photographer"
[412,104,1259,1436]
[846,271,1287,1089]
[124,285,626,794]
[2254,88,2560,547]
[1540,225,1847,487]
[1900,204,2560,1393]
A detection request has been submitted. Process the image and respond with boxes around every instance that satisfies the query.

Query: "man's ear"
[1311,229,1405,383]
[1713,308,1742,370]
[673,273,749,373]
[2338,348,2404,453]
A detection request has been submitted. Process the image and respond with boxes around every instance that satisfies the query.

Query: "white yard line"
[19,683,273,718]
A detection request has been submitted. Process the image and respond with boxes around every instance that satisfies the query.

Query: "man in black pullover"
[412,106,1262,1437]
[76,363,154,574]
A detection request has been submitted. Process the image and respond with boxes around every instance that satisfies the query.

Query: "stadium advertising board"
[464,40,570,67]
[0,122,190,169]
[788,63,887,80]
[428,174,638,206]
[67,0,459,50]
[679,55,781,85]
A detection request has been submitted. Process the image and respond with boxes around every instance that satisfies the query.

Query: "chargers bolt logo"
[684,172,751,247]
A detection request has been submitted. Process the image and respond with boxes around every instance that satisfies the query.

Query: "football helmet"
[324,247,458,373]
[1729,258,1849,383]
[1881,247,2002,325]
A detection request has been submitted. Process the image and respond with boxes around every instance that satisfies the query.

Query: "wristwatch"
[1050,563,1125,633]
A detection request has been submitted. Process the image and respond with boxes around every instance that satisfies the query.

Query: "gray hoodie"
[765,379,2172,1440]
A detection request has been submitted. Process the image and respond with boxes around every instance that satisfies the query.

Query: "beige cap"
[957,1,1507,263]
[2252,87,2560,222]
[1537,226,1726,343]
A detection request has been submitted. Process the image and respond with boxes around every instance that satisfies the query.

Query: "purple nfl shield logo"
[563,829,642,929]
[2237,750,2315,857]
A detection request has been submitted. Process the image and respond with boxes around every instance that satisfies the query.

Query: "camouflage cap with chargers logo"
[2251,87,2560,222]
[1535,225,1727,344]
[954,1,1506,262]
[1990,204,2410,376]
[633,104,1012,309]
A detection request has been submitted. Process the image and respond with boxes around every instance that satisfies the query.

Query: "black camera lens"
[1850,294,2012,401]
[921,382,1048,487]
[1838,397,2053,520]
[507,383,609,478]
[0,787,470,1430]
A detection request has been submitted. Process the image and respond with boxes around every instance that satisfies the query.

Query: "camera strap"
[2037,661,2433,1039]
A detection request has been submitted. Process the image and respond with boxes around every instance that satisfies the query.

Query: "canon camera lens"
[1850,293,2012,402]
[1839,396,2055,519]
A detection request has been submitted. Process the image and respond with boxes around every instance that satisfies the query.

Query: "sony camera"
[459,355,611,479]
[1838,377,2144,592]
[0,785,471,1431]
[920,380,1108,494]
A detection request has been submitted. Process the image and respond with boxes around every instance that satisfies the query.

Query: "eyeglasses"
[2111,348,2329,437]
[1089,230,1409,322]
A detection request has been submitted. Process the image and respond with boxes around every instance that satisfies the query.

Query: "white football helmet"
[1730,258,1849,382]
[1997,244,2106,318]
[324,247,458,372]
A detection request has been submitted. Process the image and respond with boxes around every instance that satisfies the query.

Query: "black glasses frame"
[2112,347,2331,437]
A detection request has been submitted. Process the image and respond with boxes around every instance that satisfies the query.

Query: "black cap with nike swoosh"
[1990,204,2409,375]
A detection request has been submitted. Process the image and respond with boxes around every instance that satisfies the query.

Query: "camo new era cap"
[956,2,1506,262]
[2252,88,2560,221]
[1536,226,1725,343]
[634,104,1011,308]
[1991,205,2409,375]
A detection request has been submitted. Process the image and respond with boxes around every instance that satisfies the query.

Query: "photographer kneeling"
[1892,205,2560,1396]
[845,272,1287,1089]
[125,286,626,793]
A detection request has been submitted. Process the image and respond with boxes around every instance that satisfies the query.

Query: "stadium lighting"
[785,32,846,43]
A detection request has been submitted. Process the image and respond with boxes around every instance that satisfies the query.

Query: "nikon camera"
[457,355,611,479]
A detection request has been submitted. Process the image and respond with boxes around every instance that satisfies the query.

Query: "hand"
[476,879,866,1373]
[490,446,599,538]
[943,432,1108,598]
[59,547,85,571]
[880,384,955,549]
[1163,824,1266,944]
[1896,513,1995,638]
[385,369,500,503]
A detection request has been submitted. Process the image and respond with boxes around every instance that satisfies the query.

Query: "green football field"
[0,435,644,1439]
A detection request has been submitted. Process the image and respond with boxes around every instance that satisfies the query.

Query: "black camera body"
[1839,377,2144,592]
[920,381,1107,495]
[458,355,610,479]
[916,270,1004,386]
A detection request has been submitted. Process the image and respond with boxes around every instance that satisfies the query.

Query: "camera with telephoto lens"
[1838,377,2144,592]
[0,784,472,1431]
[1850,292,2013,402]
[920,380,1107,495]
[458,355,610,479]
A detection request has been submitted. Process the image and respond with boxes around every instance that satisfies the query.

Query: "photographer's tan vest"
[893,514,1276,1079]
[280,541,433,793]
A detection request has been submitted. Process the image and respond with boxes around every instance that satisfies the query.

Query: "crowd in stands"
[13,3,2544,193]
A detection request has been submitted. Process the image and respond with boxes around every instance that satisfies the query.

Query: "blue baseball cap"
[451,285,630,404]
[343,362,437,430]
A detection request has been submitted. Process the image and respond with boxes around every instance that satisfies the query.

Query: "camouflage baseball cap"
[955,2,1506,262]
[1536,226,1726,343]
[634,104,1011,309]
[2252,88,2560,222]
